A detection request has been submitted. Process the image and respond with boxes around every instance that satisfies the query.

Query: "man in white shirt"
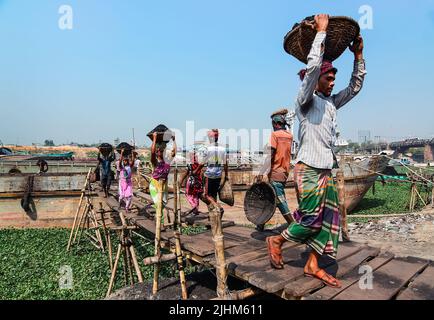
[195,129,228,217]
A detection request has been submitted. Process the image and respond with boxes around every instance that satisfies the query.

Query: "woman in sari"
[179,149,203,216]
[149,132,176,209]
[117,149,135,213]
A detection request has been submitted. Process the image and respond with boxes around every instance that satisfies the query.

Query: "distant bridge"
[389,139,434,162]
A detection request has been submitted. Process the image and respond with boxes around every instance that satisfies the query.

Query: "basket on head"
[116,142,135,156]
[147,124,174,143]
[218,179,234,207]
[244,182,276,226]
[283,16,360,64]
[98,143,113,157]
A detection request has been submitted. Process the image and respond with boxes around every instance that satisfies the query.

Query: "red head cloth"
[298,60,338,81]
[207,129,219,139]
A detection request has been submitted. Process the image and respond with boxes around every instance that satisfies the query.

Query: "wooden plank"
[206,239,299,267]
[179,230,244,257]
[333,256,429,300]
[306,252,395,300]
[204,239,267,264]
[284,246,380,298]
[246,241,363,294]
[396,264,434,300]
[234,244,308,282]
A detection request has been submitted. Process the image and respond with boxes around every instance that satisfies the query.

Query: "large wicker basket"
[98,143,113,157]
[218,179,234,207]
[147,124,174,143]
[116,142,135,156]
[244,182,276,226]
[283,16,360,64]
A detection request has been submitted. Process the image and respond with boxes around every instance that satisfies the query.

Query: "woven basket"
[283,16,360,64]
[218,179,234,207]
[244,182,276,226]
[116,142,135,156]
[98,143,113,157]
[147,124,174,143]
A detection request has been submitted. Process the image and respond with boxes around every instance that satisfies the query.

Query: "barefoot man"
[266,14,366,288]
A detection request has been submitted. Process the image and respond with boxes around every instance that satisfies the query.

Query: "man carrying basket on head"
[266,14,366,288]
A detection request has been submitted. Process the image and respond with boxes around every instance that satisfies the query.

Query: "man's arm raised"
[296,14,329,112]
[332,35,367,109]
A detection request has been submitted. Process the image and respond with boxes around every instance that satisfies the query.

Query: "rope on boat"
[348,161,433,187]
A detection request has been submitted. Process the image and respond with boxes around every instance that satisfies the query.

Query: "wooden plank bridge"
[102,192,434,300]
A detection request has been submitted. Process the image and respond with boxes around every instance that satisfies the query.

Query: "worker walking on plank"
[256,109,294,231]
[118,149,135,212]
[194,129,228,218]
[149,132,177,211]
[266,14,366,288]
[98,150,115,198]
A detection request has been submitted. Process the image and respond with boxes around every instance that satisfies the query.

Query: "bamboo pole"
[431,185,434,208]
[173,166,188,299]
[143,253,177,265]
[208,203,228,299]
[67,169,91,251]
[128,245,144,283]
[414,186,427,207]
[99,203,113,271]
[106,241,122,297]
[152,179,164,295]
[336,166,349,241]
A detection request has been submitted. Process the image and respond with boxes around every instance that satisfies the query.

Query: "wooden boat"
[0,173,90,228]
[0,159,97,174]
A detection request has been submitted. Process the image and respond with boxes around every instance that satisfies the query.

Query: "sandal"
[266,237,284,269]
[304,269,342,288]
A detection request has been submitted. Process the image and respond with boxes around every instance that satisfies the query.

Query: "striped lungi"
[282,162,340,259]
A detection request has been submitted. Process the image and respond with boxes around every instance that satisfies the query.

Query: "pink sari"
[118,162,133,210]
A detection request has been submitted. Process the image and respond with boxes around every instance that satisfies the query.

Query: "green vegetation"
[349,181,431,223]
[0,228,190,300]
[86,151,99,158]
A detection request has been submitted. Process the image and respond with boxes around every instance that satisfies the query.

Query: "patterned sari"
[282,162,341,259]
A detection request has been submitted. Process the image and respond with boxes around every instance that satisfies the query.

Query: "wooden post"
[173,167,188,300]
[209,203,229,299]
[129,245,144,283]
[431,185,434,208]
[67,169,91,251]
[99,203,113,271]
[336,156,349,241]
[152,179,164,295]
[106,241,122,297]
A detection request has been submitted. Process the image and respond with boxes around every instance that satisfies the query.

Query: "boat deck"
[102,193,434,300]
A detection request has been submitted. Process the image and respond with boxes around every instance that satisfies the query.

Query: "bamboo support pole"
[129,245,144,283]
[152,179,164,295]
[106,242,122,297]
[99,203,113,271]
[143,253,177,265]
[173,166,188,299]
[209,204,229,299]
[414,186,427,207]
[336,168,349,241]
[67,169,91,251]
[125,245,134,285]
[432,186,434,208]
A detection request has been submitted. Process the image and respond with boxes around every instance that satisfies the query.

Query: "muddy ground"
[348,206,434,261]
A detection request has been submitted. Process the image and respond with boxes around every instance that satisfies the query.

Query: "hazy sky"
[1,0,434,148]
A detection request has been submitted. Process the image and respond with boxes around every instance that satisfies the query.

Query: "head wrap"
[271,114,286,124]
[207,129,219,139]
[298,60,338,81]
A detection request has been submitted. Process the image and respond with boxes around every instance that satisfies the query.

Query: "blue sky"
[1,0,434,148]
